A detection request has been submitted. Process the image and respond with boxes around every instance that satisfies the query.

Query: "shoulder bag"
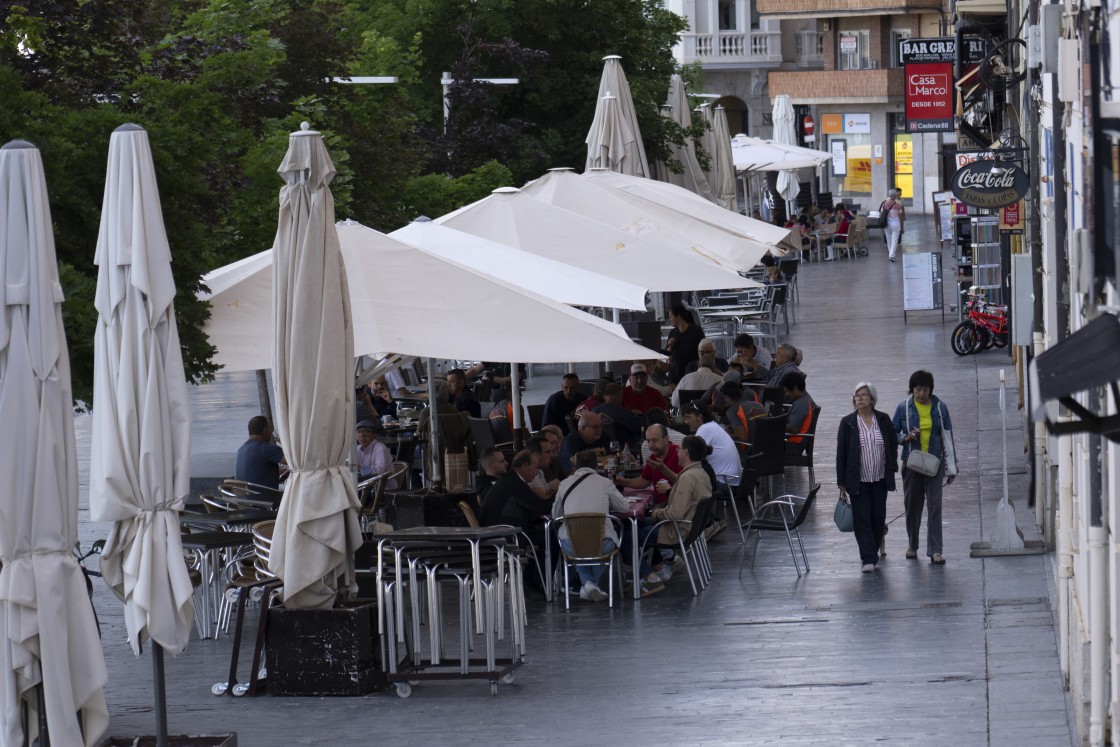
[904,397,941,477]
[877,200,891,229]
[834,493,854,532]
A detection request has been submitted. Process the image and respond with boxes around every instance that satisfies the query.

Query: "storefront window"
[830,132,872,197]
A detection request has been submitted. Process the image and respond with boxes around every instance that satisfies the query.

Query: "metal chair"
[554,513,625,609]
[639,498,715,596]
[739,484,820,578]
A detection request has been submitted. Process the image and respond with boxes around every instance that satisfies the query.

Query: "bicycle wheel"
[975,325,993,352]
[951,322,979,355]
[991,331,1009,348]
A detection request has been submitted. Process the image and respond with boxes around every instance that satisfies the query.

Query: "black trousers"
[851,480,888,565]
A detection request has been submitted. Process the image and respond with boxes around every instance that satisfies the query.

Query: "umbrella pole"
[153,644,169,747]
[510,362,524,450]
[36,682,49,747]
[255,369,273,424]
[426,358,442,485]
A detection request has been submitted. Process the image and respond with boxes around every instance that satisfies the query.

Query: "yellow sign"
[894,136,913,199]
[846,145,872,193]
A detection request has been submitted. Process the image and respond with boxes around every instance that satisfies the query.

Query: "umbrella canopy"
[436,187,746,290]
[389,219,648,311]
[269,124,361,610]
[89,124,195,658]
[771,95,801,203]
[585,55,649,177]
[731,134,830,173]
[706,106,738,210]
[0,140,108,746]
[523,168,772,273]
[582,169,800,255]
[654,75,716,203]
[202,221,662,372]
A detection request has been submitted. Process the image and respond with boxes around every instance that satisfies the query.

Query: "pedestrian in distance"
[892,370,958,565]
[881,188,905,262]
[836,382,898,573]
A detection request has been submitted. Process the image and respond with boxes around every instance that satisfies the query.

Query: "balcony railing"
[795,32,824,67]
[681,30,783,65]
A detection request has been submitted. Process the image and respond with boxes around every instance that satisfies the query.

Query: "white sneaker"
[656,565,673,582]
[579,581,608,602]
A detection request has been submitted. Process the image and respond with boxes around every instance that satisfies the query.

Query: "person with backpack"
[880,188,905,262]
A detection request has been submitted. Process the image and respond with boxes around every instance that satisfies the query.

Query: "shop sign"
[843,113,871,134]
[905,62,954,132]
[951,160,1029,209]
[955,151,996,169]
[1000,200,1024,231]
[821,113,843,134]
[897,36,988,65]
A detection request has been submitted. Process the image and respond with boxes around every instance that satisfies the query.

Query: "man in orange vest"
[782,371,815,455]
[719,381,766,444]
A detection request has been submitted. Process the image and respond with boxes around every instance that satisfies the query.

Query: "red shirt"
[621,385,667,414]
[640,442,682,484]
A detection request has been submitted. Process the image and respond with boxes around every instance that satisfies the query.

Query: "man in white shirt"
[554,450,630,602]
[681,401,741,491]
[671,354,724,408]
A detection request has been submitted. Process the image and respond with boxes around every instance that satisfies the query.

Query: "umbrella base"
[266,601,388,696]
[100,736,236,746]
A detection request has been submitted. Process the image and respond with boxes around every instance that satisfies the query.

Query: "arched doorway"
[714,95,748,137]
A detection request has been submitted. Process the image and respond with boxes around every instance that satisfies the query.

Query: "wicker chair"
[554,513,625,609]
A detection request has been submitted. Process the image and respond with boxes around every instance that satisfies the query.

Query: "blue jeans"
[559,537,616,585]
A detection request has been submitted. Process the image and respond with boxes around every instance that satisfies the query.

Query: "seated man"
[476,447,508,501]
[479,450,552,576]
[234,416,286,499]
[558,412,613,474]
[671,354,724,408]
[417,379,471,477]
[542,373,583,435]
[681,401,741,492]
[620,436,712,596]
[355,420,396,489]
[553,450,630,602]
[446,368,481,418]
[721,381,766,444]
[526,434,560,500]
[538,425,568,481]
[615,424,682,503]
[729,333,772,381]
[765,343,804,388]
[592,382,644,452]
[621,363,667,415]
[682,337,729,376]
[782,371,816,455]
[703,368,742,412]
[574,378,608,419]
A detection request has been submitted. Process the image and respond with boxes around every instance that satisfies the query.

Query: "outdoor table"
[810,227,836,261]
[180,531,255,639]
[179,508,276,531]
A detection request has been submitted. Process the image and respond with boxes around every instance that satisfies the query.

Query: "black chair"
[527,403,545,432]
[784,404,821,490]
[761,387,785,414]
[489,416,517,448]
[777,257,800,308]
[739,484,820,578]
[740,413,789,504]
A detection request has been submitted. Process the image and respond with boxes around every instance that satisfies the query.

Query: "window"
[890,30,912,68]
[837,30,871,71]
[719,0,737,31]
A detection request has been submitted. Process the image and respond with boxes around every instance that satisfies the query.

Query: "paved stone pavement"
[73,214,1075,746]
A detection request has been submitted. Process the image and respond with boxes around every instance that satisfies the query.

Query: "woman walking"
[836,383,898,573]
[892,370,958,564]
[882,188,905,262]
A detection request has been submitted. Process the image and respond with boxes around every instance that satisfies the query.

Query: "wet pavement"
[74,214,1074,746]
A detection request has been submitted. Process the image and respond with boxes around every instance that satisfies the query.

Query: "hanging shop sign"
[897,37,987,65]
[951,160,1029,208]
[905,62,955,132]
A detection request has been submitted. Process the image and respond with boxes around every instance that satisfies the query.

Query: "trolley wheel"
[950,322,978,355]
[395,683,412,699]
[258,667,268,680]
[211,682,229,696]
[232,684,250,697]
[490,681,499,696]
[501,672,516,685]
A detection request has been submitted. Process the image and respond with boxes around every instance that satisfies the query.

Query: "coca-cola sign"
[951,159,1028,208]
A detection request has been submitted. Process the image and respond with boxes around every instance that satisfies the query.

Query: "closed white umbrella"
[523,168,773,272]
[655,75,716,203]
[0,140,108,746]
[582,169,801,255]
[731,133,830,173]
[707,106,738,210]
[201,221,662,373]
[389,219,648,310]
[436,187,746,291]
[585,55,649,177]
[269,124,364,609]
[771,95,801,206]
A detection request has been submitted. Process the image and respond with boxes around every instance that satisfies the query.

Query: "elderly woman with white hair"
[881,188,905,262]
[836,382,899,573]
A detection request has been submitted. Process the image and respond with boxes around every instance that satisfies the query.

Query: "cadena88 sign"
[905,62,954,133]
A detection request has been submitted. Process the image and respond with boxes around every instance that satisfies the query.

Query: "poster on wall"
[894,137,913,199]
[831,139,847,176]
[844,113,871,134]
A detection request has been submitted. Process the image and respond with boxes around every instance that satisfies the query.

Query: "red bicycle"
[951,289,1008,355]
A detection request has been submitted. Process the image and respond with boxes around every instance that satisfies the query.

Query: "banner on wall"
[904,63,954,132]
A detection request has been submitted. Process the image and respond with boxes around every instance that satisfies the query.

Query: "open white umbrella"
[523,168,774,272]
[585,55,649,177]
[731,133,830,173]
[582,169,800,255]
[436,187,747,291]
[655,75,716,203]
[0,140,108,746]
[269,124,362,609]
[201,221,662,373]
[88,124,195,746]
[771,95,801,206]
[389,219,648,311]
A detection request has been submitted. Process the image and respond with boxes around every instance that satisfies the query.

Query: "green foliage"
[401,160,513,222]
